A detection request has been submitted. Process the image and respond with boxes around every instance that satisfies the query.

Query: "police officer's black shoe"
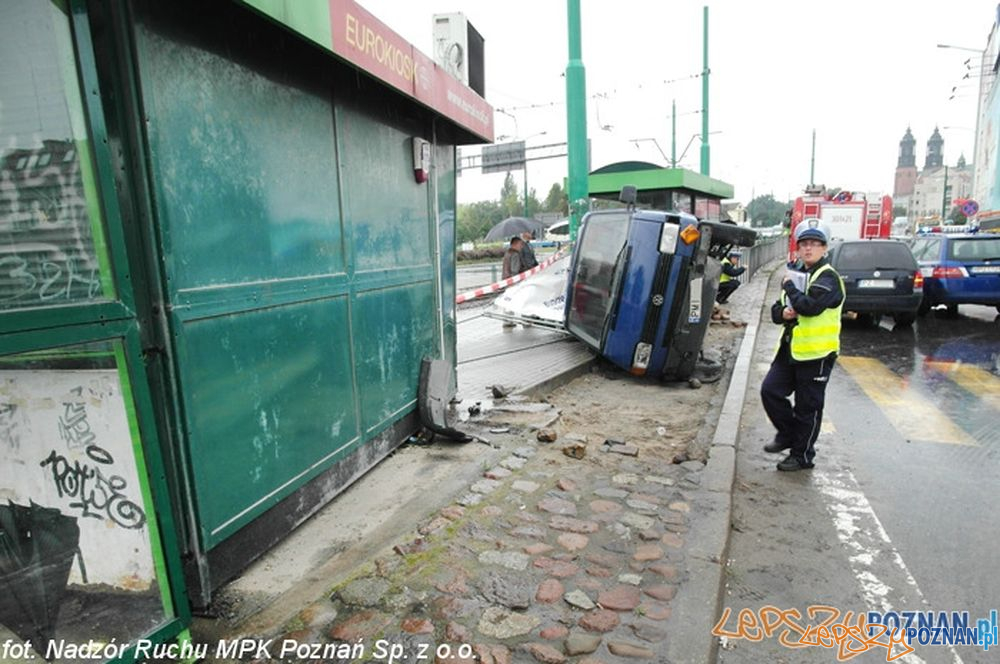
[777,455,814,471]
[763,438,791,453]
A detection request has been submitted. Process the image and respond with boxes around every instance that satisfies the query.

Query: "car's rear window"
[834,243,916,270]
[909,238,941,261]
[946,237,1000,261]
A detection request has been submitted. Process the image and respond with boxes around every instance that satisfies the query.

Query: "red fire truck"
[788,186,892,258]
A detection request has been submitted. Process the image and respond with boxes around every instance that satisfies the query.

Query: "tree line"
[457,183,799,244]
[457,173,568,244]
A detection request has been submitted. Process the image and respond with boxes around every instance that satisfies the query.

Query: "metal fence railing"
[735,236,787,284]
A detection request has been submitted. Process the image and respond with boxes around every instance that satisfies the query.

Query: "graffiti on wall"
[0,369,156,588]
[40,443,147,530]
[0,140,105,310]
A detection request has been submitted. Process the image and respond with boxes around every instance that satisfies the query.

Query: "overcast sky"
[362,0,997,206]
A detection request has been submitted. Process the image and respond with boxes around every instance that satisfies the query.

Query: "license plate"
[858,279,894,288]
[688,277,703,322]
[971,265,1000,274]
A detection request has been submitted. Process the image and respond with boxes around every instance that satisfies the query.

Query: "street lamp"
[937,43,984,53]
[516,131,548,219]
[938,43,989,197]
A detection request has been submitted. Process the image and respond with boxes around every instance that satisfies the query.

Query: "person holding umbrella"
[502,235,525,280]
[500,236,525,328]
[519,231,538,271]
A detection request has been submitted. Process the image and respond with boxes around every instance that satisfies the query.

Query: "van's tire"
[703,221,758,247]
[917,299,931,316]
[894,313,916,326]
[946,303,959,318]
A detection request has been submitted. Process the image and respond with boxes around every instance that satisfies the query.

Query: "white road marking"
[814,468,965,664]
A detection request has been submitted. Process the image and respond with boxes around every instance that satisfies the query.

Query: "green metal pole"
[671,99,677,168]
[566,0,588,241]
[699,6,710,176]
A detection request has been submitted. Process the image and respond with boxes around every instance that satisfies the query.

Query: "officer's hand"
[781,306,798,320]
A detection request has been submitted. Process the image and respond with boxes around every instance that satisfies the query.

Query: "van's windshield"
[566,212,630,348]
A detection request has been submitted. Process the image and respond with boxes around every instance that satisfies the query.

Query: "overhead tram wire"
[495,70,706,115]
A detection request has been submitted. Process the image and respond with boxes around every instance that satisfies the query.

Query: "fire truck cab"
[788,186,892,258]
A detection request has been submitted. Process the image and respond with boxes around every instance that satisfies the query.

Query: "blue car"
[910,233,1000,315]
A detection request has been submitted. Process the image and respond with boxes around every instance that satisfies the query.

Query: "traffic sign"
[482,140,525,174]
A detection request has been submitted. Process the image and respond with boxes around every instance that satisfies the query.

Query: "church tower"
[925,126,944,169]
[894,127,918,201]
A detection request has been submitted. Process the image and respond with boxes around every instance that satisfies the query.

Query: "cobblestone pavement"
[227,267,774,664]
[258,437,708,664]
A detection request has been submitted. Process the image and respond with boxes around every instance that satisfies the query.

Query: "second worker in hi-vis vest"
[760,220,845,471]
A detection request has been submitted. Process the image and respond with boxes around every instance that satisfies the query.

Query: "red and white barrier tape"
[455,250,566,304]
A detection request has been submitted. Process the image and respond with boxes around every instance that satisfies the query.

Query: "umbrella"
[0,501,81,650]
[484,217,545,242]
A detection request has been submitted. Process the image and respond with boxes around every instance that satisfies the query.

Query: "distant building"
[893,127,917,212]
[722,202,748,224]
[895,127,973,225]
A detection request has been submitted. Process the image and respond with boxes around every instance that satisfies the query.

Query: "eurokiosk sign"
[241,0,494,143]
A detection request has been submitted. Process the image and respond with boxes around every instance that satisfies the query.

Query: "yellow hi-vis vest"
[720,258,733,283]
[778,263,844,361]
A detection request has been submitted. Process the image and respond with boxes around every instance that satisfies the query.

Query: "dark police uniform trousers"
[760,341,836,464]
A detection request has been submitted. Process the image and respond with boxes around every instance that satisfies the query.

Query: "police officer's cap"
[795,218,829,244]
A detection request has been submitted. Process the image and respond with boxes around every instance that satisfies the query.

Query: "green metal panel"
[135,21,344,291]
[353,282,437,435]
[339,105,432,272]
[182,297,358,545]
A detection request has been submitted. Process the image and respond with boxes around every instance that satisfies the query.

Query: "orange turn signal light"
[679,225,700,245]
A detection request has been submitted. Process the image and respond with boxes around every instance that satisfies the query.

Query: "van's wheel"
[946,304,959,318]
[917,299,931,316]
[894,313,915,326]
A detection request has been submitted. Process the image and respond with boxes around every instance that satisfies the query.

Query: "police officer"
[716,251,746,304]
[761,220,844,471]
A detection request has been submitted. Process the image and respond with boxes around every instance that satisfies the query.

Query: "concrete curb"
[667,260,780,664]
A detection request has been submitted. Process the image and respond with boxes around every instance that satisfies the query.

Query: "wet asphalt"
[720,271,1000,664]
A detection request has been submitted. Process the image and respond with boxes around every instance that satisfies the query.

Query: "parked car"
[827,239,923,326]
[909,233,1000,316]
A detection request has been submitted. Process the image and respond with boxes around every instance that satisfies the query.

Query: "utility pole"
[566,0,588,241]
[810,129,816,186]
[699,6,710,175]
[523,165,529,218]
